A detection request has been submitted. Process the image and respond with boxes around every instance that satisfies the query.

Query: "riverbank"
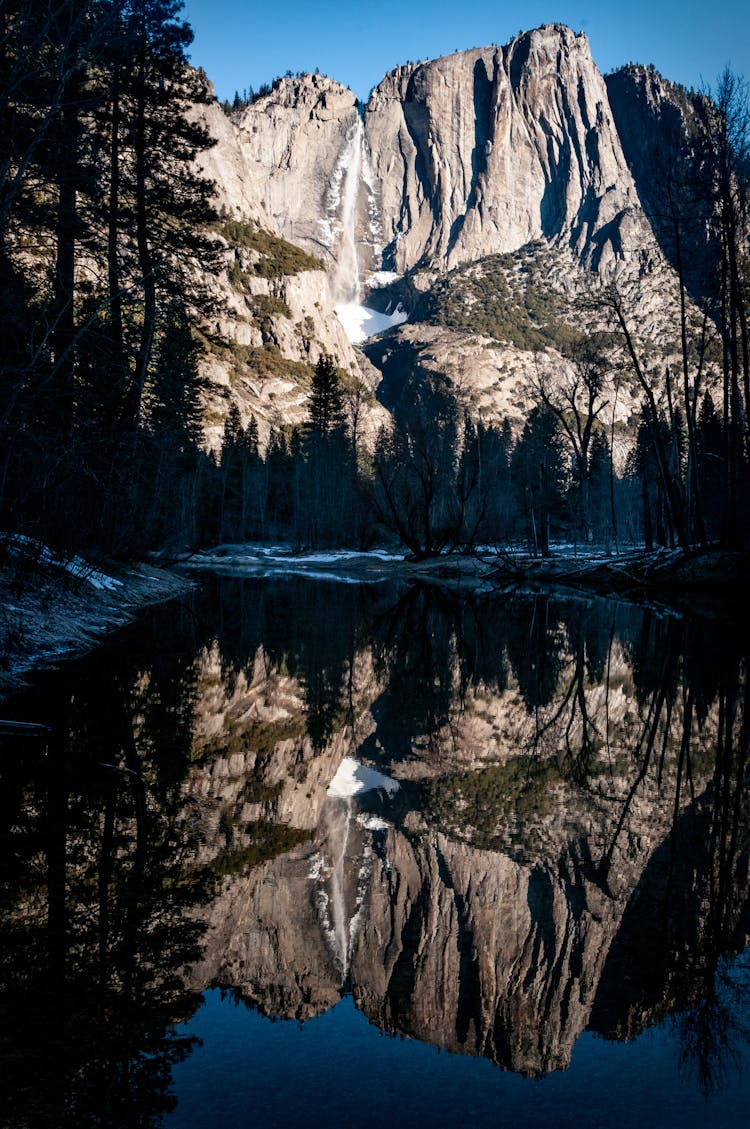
[0,547,193,699]
[3,541,746,700]
[485,546,750,615]
[178,542,750,616]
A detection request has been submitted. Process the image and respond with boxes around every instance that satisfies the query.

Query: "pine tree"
[511,407,567,557]
[307,354,345,439]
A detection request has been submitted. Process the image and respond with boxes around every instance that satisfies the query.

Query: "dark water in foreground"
[1,574,749,1127]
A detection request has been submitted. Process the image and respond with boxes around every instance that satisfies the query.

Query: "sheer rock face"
[229,74,360,262]
[211,25,653,285]
[604,65,717,297]
[194,27,690,439]
[365,26,647,274]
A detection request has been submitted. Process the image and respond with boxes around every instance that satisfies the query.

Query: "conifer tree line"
[213,338,747,559]
[208,355,636,558]
[0,0,218,556]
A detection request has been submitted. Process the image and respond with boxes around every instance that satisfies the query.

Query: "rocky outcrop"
[219,26,654,284]
[215,74,361,270]
[605,65,718,301]
[365,26,649,275]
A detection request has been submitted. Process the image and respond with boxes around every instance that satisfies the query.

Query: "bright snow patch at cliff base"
[327,757,400,799]
[336,302,407,344]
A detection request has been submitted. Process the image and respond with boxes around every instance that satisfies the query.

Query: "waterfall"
[331,120,364,304]
[325,118,409,344]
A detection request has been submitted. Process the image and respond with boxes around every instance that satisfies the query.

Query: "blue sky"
[181,1,749,103]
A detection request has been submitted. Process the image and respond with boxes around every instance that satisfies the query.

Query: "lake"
[1,572,749,1127]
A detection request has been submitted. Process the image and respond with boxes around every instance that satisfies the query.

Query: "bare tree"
[532,337,610,544]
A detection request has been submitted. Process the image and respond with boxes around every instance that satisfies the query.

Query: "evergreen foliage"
[0,0,220,556]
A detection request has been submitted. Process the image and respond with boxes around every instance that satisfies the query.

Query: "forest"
[1,1,749,565]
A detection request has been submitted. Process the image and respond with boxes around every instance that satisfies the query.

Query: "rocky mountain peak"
[239,71,358,120]
[192,25,707,442]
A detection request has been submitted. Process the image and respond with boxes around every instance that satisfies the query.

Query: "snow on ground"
[179,545,405,582]
[327,756,400,799]
[335,301,407,344]
[3,534,123,590]
[0,552,190,698]
[356,813,391,831]
[268,549,404,564]
[184,545,404,565]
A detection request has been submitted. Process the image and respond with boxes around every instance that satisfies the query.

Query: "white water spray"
[311,759,399,981]
[332,121,365,304]
[323,118,408,344]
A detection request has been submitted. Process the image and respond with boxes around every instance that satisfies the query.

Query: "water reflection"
[0,577,748,1122]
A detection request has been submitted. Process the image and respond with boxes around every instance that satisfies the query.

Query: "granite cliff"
[195,25,719,443]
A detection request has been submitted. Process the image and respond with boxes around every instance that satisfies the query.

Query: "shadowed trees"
[0,0,219,556]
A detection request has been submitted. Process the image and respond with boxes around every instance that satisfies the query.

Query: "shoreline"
[177,543,750,598]
[0,557,193,701]
[2,543,747,700]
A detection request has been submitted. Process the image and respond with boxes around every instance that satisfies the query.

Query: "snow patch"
[182,545,404,569]
[368,271,401,288]
[356,813,391,832]
[327,756,399,799]
[3,534,123,590]
[335,302,407,344]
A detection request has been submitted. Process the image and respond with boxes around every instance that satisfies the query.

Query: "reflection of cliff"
[192,719,747,1079]
[2,577,748,1120]
[187,789,643,1074]
[183,584,750,1078]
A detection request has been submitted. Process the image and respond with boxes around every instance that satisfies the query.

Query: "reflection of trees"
[676,663,750,1096]
[4,574,746,1116]
[366,586,463,758]
[0,615,213,1127]
[196,575,385,750]
[677,961,750,1099]
[590,631,750,1096]
[505,595,566,711]
[205,581,749,1093]
[529,601,614,784]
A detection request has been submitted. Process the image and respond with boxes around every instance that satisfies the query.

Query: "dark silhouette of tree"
[299,354,356,547]
[0,0,220,558]
[511,407,567,557]
[532,337,610,544]
[307,354,345,438]
[373,376,474,558]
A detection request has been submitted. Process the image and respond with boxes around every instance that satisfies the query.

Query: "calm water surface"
[1,574,749,1127]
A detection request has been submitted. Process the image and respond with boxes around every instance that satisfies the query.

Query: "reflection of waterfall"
[328,798,352,973]
[314,797,366,981]
[313,757,399,980]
